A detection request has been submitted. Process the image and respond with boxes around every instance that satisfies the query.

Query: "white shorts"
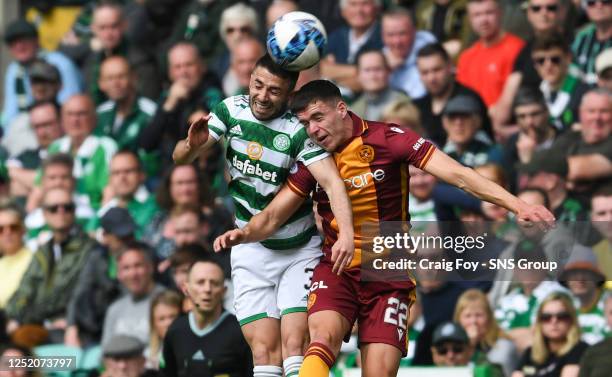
[231,236,322,326]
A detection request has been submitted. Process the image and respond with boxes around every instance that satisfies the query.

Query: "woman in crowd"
[145,290,183,370]
[454,289,519,376]
[512,292,588,377]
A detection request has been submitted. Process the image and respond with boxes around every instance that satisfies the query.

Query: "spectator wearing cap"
[321,0,383,94]
[414,42,493,147]
[2,60,63,158]
[90,150,158,238]
[63,207,136,348]
[1,19,81,128]
[161,257,252,377]
[24,153,95,250]
[0,201,32,309]
[547,88,612,196]
[6,100,63,205]
[494,237,570,352]
[96,56,160,178]
[59,1,160,105]
[590,184,612,284]
[101,242,165,346]
[6,186,99,344]
[578,291,612,377]
[383,7,437,99]
[532,33,591,132]
[102,335,156,377]
[595,48,612,91]
[571,0,612,85]
[431,321,504,376]
[139,42,222,169]
[513,292,588,377]
[351,50,410,121]
[456,0,524,110]
[502,88,556,193]
[442,95,502,168]
[44,94,118,209]
[559,245,609,345]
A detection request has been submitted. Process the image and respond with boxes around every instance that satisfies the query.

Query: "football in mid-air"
[266,11,327,72]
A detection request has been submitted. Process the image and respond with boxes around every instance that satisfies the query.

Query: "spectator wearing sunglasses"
[0,201,32,309]
[533,32,591,132]
[23,153,95,251]
[571,0,612,85]
[595,48,612,91]
[5,186,99,344]
[431,321,504,376]
[513,292,588,377]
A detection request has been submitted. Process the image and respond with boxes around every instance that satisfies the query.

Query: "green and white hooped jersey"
[208,95,329,250]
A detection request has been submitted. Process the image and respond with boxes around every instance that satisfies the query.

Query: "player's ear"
[336,100,348,118]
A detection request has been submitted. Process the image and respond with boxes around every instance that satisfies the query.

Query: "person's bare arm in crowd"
[567,154,612,181]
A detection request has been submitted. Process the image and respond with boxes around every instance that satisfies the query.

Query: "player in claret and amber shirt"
[214,80,555,377]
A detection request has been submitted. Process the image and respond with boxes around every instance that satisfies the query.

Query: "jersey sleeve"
[292,128,330,166]
[207,98,232,140]
[287,162,317,198]
[386,125,436,169]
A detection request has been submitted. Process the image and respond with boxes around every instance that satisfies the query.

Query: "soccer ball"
[266,11,327,72]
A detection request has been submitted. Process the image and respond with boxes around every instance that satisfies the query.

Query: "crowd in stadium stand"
[0,0,611,377]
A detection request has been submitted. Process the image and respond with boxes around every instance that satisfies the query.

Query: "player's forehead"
[296,100,333,119]
[251,66,290,91]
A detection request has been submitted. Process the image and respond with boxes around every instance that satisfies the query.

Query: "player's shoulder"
[218,95,250,113]
[366,120,423,145]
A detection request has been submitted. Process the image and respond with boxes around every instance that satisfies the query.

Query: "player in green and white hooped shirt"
[173,54,354,377]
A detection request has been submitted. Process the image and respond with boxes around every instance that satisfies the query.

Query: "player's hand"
[331,235,354,275]
[214,229,247,252]
[516,202,555,232]
[186,114,211,150]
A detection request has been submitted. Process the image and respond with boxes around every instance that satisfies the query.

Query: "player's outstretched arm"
[173,115,217,164]
[422,149,555,228]
[306,156,355,274]
[213,185,307,251]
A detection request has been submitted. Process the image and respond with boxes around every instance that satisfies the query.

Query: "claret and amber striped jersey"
[287,112,436,270]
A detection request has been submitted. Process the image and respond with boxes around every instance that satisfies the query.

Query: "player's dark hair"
[416,42,450,63]
[254,54,299,90]
[512,86,547,113]
[532,32,569,54]
[290,80,343,113]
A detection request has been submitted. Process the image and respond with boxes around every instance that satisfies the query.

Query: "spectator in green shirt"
[96,55,160,178]
[46,94,118,209]
[90,150,158,238]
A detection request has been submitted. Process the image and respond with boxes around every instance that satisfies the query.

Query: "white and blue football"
[266,11,327,72]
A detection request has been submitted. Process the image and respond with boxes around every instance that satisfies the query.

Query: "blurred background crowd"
[0,0,610,377]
